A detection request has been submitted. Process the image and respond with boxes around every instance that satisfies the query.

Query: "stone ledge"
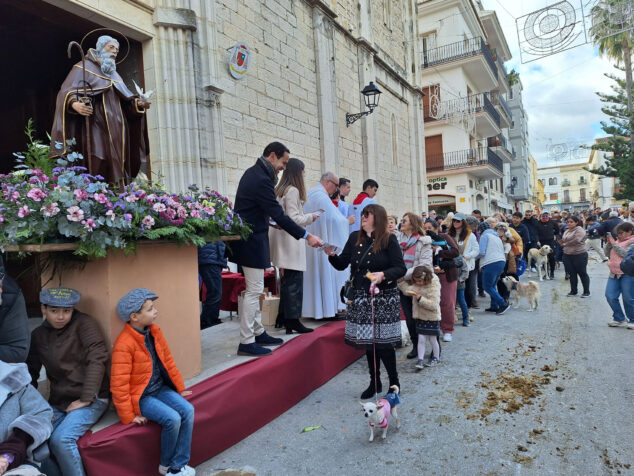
[153,7,197,31]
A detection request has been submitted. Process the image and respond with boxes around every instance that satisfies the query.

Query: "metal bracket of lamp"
[507,176,518,195]
[346,81,382,127]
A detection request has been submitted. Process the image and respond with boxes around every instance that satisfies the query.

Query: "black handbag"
[340,242,374,304]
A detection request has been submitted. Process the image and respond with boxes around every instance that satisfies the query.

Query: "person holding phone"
[604,222,634,328]
[558,216,590,297]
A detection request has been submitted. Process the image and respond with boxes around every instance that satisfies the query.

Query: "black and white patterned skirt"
[415,319,441,336]
[344,287,401,349]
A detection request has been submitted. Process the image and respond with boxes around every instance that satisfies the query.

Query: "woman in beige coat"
[269,158,319,334]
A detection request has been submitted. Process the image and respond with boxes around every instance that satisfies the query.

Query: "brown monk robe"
[50,48,150,185]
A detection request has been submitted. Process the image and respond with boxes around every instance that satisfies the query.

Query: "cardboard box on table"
[238,287,280,326]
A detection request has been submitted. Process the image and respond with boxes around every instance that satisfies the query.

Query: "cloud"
[481,0,618,168]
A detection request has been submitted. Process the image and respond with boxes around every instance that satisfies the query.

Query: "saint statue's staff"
[66,41,91,162]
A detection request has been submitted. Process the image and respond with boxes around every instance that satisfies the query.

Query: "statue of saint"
[50,35,151,185]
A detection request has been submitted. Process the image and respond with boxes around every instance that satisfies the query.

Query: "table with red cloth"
[202,270,276,312]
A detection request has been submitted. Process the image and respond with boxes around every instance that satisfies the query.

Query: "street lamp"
[507,176,518,195]
[346,81,382,127]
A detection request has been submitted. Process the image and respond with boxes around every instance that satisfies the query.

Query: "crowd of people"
[2,141,634,475]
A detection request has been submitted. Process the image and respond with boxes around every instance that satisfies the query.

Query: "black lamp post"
[508,176,518,195]
[346,81,382,127]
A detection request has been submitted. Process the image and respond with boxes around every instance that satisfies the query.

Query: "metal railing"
[562,180,571,186]
[424,92,500,126]
[422,37,497,78]
[492,94,512,121]
[426,147,503,174]
[497,56,510,88]
[487,134,515,157]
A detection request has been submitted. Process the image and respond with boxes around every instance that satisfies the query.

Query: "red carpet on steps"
[78,321,363,475]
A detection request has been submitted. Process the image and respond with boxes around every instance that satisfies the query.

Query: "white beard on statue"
[302,183,350,319]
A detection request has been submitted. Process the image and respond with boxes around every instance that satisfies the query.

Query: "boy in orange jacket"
[111,288,195,476]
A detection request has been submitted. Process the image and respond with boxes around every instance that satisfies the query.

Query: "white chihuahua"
[360,385,401,441]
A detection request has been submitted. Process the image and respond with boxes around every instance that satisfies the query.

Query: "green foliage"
[508,68,519,86]
[12,119,55,176]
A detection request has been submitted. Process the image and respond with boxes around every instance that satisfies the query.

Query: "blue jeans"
[139,386,194,470]
[481,261,506,310]
[199,264,223,328]
[456,288,469,320]
[49,399,108,476]
[605,275,634,322]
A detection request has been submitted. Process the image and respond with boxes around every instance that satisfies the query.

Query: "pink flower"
[166,197,178,207]
[203,206,216,215]
[190,210,202,219]
[40,175,50,184]
[66,206,84,222]
[165,208,176,219]
[40,203,60,217]
[177,206,187,219]
[152,202,167,212]
[17,205,31,218]
[105,210,115,220]
[9,191,20,202]
[186,202,195,210]
[194,202,203,210]
[141,215,155,228]
[0,214,4,224]
[26,188,48,202]
[124,194,138,203]
[73,189,88,201]
[82,218,96,231]
[146,194,157,202]
[93,193,108,204]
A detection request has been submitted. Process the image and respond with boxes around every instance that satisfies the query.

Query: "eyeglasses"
[452,219,461,222]
[362,210,373,218]
[329,180,338,188]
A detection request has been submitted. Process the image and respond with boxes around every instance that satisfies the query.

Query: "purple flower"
[124,213,132,222]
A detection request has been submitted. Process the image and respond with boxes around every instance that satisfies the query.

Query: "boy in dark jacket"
[26,287,109,476]
[197,241,226,329]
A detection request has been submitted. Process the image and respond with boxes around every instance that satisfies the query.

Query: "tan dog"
[527,244,552,281]
[501,276,540,311]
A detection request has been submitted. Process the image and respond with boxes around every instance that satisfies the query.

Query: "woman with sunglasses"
[326,204,406,399]
[396,213,432,360]
[448,213,480,327]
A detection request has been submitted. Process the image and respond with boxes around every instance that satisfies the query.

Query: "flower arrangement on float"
[0,130,249,258]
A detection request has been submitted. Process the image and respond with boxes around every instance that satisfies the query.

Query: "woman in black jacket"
[327,204,406,399]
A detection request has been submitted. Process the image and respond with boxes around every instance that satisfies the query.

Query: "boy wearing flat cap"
[110,288,195,476]
[26,287,110,476]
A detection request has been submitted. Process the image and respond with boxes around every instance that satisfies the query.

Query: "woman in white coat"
[269,158,319,334]
[448,213,480,327]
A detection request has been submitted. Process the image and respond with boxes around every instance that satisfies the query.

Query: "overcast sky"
[481,0,619,168]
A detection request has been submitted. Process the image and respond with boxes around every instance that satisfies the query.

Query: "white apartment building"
[538,167,562,209]
[588,139,622,210]
[418,0,515,215]
[507,79,533,212]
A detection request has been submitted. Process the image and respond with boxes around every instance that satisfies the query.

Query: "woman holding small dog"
[326,204,406,399]
[558,216,591,297]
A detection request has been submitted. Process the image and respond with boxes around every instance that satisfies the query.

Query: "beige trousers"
[586,238,607,260]
[240,266,265,344]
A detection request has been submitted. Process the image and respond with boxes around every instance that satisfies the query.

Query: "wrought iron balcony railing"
[491,94,512,121]
[426,147,503,174]
[422,37,498,78]
[424,92,500,126]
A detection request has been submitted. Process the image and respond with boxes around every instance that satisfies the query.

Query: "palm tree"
[590,0,634,146]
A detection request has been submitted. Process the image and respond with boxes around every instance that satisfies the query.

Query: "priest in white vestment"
[303,172,350,319]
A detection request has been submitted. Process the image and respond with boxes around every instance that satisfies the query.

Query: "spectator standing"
[604,222,634,328]
[0,360,53,475]
[269,158,318,334]
[0,273,30,364]
[303,172,350,320]
[464,216,482,307]
[197,241,227,329]
[424,219,459,341]
[337,178,352,219]
[558,216,591,297]
[522,210,539,268]
[230,142,323,357]
[327,204,406,399]
[26,287,110,476]
[510,212,530,258]
[532,211,560,279]
[396,213,432,360]
[585,216,608,261]
[448,213,480,327]
[471,209,482,221]
[598,210,623,237]
[349,179,379,233]
[478,222,509,315]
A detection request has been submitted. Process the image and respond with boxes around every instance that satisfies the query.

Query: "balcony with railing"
[424,92,501,138]
[496,55,511,94]
[562,179,571,187]
[426,147,504,178]
[487,134,515,162]
[421,37,498,92]
[491,93,512,128]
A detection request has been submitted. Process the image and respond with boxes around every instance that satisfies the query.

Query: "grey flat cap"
[117,288,158,322]
[40,287,81,307]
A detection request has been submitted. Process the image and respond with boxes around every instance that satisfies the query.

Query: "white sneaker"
[627,322,634,330]
[159,465,169,475]
[168,466,195,476]
[608,320,628,328]
[442,333,452,342]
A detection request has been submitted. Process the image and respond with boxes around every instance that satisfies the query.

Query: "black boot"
[361,350,382,399]
[379,348,401,394]
[285,319,314,334]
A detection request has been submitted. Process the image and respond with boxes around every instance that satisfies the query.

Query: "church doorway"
[0,0,144,173]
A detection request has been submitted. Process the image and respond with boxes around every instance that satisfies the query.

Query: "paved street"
[197,260,633,476]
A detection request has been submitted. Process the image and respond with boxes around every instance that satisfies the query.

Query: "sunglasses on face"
[362,210,373,218]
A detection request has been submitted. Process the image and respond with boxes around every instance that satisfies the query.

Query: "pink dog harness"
[369,398,391,429]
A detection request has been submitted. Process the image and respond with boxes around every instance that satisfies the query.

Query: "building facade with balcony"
[418,0,515,215]
[539,161,593,212]
[589,138,622,210]
[507,79,533,212]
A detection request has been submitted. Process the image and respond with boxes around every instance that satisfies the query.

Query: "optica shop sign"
[427,176,448,191]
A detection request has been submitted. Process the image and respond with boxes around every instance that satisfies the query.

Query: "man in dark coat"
[532,211,561,279]
[50,35,150,186]
[598,211,623,237]
[198,241,227,329]
[0,272,30,364]
[230,142,323,357]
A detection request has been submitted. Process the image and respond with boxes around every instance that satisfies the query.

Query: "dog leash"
[369,279,379,403]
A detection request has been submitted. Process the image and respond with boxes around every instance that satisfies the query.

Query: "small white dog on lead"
[360,385,401,441]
